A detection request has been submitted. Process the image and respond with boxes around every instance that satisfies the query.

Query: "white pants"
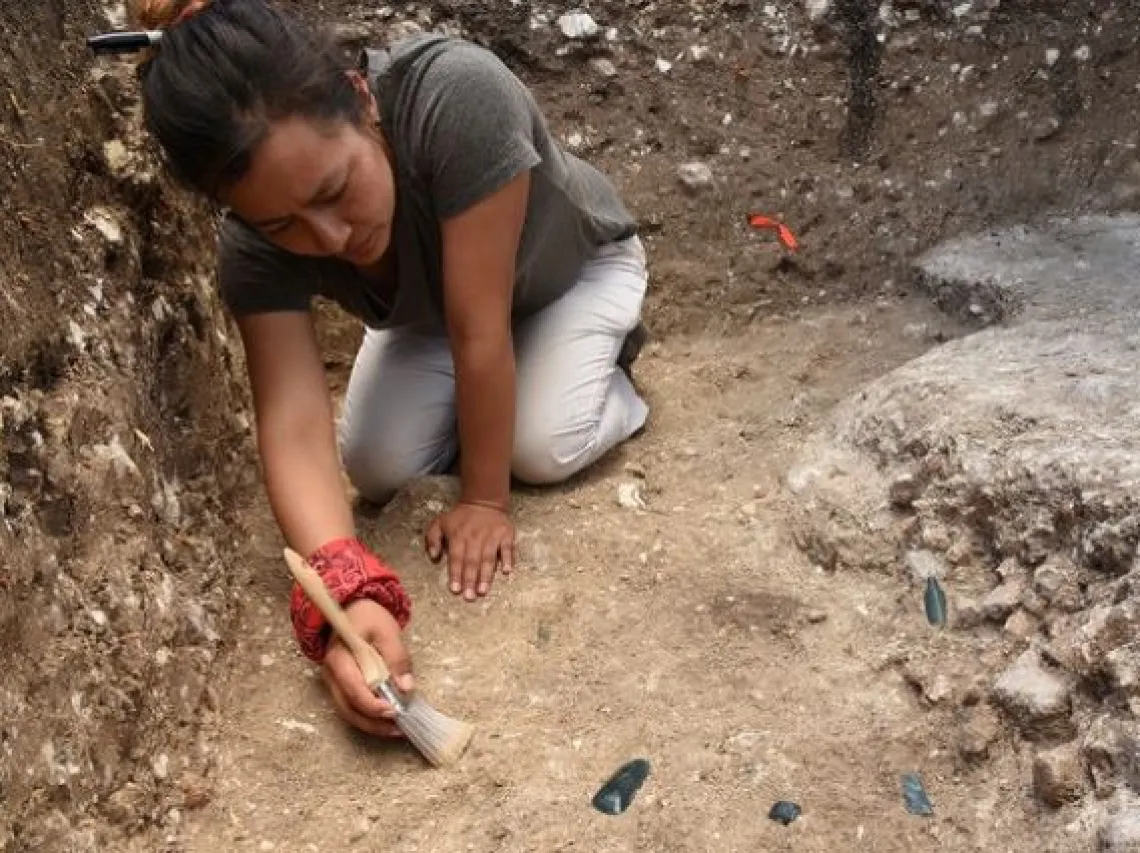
[338,236,650,502]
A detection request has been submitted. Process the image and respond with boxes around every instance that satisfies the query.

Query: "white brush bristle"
[396,696,475,767]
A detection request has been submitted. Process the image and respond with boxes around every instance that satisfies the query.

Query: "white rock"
[92,434,140,478]
[67,320,87,351]
[588,57,617,77]
[1100,808,1140,851]
[992,649,1073,740]
[1074,45,1091,62]
[655,57,673,73]
[104,1,128,29]
[982,577,1025,621]
[277,718,317,736]
[952,2,973,17]
[1045,48,1061,66]
[904,549,946,581]
[84,207,123,245]
[805,0,832,21]
[152,753,169,781]
[103,139,130,175]
[348,816,372,843]
[617,481,647,510]
[558,12,598,39]
[689,45,712,63]
[678,162,714,194]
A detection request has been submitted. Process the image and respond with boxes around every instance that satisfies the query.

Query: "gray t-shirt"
[216,34,638,331]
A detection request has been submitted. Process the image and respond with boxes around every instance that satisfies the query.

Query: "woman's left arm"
[424,169,531,599]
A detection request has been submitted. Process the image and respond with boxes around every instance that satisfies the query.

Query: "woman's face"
[220,97,396,267]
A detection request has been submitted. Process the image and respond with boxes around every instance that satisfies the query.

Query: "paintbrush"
[283,547,474,768]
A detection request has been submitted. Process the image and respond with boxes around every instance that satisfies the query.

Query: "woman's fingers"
[323,672,403,737]
[425,517,444,562]
[499,527,516,576]
[323,644,396,720]
[477,536,500,595]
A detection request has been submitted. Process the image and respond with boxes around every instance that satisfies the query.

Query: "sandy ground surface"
[159,299,1068,853]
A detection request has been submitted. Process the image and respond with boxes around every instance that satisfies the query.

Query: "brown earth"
[3,0,1139,851]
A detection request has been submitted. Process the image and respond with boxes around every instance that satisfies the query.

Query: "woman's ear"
[346,70,379,123]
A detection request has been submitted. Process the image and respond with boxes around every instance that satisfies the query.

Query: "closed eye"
[315,181,348,206]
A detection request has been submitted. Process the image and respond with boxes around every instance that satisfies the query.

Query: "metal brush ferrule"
[374,678,409,714]
[87,31,164,55]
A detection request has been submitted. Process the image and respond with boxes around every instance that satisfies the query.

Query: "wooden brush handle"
[283,547,391,687]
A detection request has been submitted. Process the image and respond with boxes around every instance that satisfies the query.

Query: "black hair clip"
[87,31,164,55]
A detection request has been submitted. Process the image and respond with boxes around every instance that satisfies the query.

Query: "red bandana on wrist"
[289,537,412,663]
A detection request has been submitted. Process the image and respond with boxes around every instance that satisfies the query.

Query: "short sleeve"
[407,43,542,219]
[216,215,313,317]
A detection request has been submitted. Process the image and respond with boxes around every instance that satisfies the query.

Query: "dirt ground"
[171,300,989,853]
[5,0,1140,851]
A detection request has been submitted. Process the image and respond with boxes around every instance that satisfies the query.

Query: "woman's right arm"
[235,310,356,555]
[235,309,416,735]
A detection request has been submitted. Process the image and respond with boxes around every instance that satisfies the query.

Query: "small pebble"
[593,759,652,815]
[677,162,714,194]
[901,772,934,816]
[558,11,598,39]
[589,57,617,78]
[348,816,372,842]
[768,800,802,825]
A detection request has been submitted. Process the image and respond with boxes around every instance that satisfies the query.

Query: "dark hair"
[135,0,363,197]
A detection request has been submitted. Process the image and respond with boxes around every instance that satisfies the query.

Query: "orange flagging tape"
[748,213,799,251]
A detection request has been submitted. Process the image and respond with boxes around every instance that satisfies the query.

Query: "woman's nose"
[307,212,352,256]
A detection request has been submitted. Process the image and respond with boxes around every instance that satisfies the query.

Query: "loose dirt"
[6,0,1140,851]
[174,299,999,853]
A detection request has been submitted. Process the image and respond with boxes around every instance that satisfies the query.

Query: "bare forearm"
[454,335,515,509]
[258,418,355,556]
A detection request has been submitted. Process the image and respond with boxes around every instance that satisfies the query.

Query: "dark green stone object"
[924,576,948,627]
[592,759,651,815]
[768,800,802,825]
[901,772,934,816]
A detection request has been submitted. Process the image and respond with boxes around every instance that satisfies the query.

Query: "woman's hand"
[425,502,516,600]
[321,598,415,737]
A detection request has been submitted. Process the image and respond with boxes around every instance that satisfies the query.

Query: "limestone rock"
[558,11,599,39]
[677,162,715,194]
[805,0,832,22]
[992,649,1073,741]
[1082,717,1140,798]
[953,597,985,629]
[889,472,923,508]
[1033,555,1084,612]
[1032,743,1087,807]
[914,214,1140,330]
[1050,602,1140,699]
[958,705,1001,760]
[1004,609,1037,639]
[1100,807,1140,851]
[905,548,946,582]
[983,577,1025,622]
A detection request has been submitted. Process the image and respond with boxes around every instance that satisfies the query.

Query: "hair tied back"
[133,0,213,30]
